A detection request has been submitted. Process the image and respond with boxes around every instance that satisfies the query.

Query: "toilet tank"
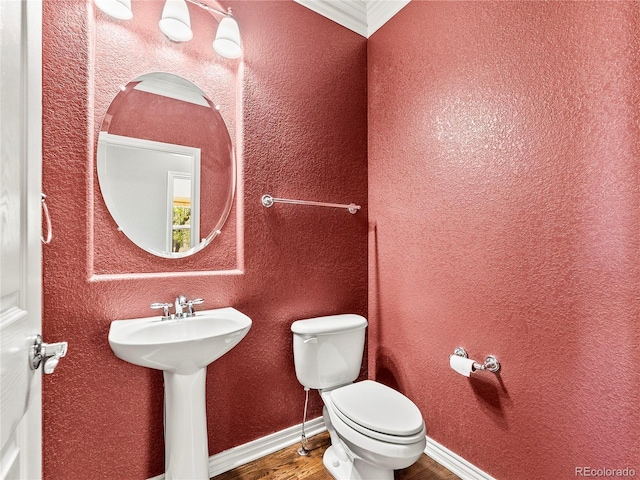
[291,314,367,390]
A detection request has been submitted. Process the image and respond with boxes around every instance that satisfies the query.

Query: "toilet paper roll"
[449,355,476,377]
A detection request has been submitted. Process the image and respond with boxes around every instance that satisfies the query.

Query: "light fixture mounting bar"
[185,0,230,17]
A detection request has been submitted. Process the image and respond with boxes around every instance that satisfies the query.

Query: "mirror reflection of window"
[168,174,196,253]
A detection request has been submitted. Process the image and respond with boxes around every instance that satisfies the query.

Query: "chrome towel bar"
[261,194,361,214]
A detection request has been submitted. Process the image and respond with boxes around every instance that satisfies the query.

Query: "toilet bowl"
[321,381,426,479]
[291,315,426,480]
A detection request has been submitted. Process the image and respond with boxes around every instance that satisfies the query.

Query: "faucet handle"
[150,302,173,320]
[186,298,204,316]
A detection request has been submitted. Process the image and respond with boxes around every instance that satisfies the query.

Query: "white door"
[0,0,43,478]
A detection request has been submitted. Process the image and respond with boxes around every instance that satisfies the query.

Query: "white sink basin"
[109,307,251,374]
[108,306,252,479]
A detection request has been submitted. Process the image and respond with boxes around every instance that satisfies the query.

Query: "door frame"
[0,0,44,478]
[24,0,44,471]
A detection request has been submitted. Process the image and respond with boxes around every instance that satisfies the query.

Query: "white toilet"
[291,314,426,480]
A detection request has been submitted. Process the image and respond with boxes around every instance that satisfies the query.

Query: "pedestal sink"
[108,307,252,480]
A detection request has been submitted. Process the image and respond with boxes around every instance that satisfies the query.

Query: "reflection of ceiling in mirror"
[133,73,211,108]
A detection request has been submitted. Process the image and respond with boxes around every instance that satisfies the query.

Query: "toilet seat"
[330,381,426,445]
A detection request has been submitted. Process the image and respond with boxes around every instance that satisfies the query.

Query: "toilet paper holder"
[452,347,500,373]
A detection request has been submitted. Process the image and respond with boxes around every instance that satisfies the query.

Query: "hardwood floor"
[211,432,460,480]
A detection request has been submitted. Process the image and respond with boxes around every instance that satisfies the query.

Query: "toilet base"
[323,445,394,480]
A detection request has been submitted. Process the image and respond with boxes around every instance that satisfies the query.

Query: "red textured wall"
[91,0,239,274]
[42,0,367,478]
[369,2,640,479]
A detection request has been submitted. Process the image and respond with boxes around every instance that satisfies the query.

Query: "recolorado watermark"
[576,467,636,477]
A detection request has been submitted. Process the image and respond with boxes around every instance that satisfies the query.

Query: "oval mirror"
[97,72,235,258]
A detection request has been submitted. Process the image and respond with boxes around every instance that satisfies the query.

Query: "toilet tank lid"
[291,314,367,335]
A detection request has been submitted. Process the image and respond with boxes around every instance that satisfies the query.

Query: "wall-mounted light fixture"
[94,0,243,59]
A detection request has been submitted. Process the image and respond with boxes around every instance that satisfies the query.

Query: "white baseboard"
[149,418,496,480]
[207,416,326,477]
[147,416,326,480]
[425,435,497,480]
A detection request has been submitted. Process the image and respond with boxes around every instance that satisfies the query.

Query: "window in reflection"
[169,174,194,253]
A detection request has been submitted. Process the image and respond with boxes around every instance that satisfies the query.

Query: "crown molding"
[294,0,410,38]
[365,0,410,36]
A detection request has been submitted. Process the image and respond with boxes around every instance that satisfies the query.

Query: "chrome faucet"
[175,295,188,319]
[150,302,173,320]
[185,298,205,316]
[151,295,204,320]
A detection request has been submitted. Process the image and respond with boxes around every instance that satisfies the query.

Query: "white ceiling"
[293,0,411,38]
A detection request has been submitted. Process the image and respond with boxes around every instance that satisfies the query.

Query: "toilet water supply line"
[298,387,312,456]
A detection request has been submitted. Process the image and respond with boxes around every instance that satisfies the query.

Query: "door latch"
[30,334,68,374]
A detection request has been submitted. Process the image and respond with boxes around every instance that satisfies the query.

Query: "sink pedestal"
[108,307,253,479]
[164,369,209,480]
